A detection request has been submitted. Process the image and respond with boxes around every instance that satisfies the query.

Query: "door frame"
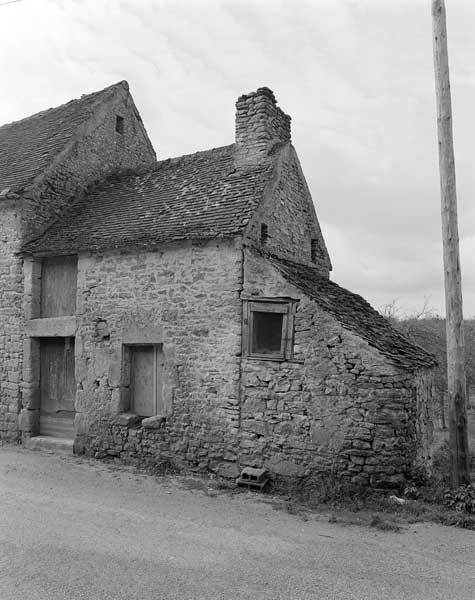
[38,336,76,438]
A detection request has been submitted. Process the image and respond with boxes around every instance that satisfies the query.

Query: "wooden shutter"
[129,345,165,416]
[40,255,77,317]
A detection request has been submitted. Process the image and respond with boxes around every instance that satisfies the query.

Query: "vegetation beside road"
[120,428,475,535]
[268,413,475,533]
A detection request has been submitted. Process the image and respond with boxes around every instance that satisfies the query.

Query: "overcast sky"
[1,0,474,318]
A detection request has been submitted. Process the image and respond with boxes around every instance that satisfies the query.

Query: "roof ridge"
[0,80,128,132]
[31,141,271,198]
[77,144,238,191]
[153,144,235,171]
[263,251,375,304]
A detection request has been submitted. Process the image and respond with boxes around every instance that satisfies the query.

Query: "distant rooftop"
[0,81,129,192]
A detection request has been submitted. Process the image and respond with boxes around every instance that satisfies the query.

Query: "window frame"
[242,297,296,361]
[122,343,164,417]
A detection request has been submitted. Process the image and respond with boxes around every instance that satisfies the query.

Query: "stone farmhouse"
[0,82,435,487]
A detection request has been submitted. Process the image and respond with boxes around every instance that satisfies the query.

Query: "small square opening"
[243,299,295,361]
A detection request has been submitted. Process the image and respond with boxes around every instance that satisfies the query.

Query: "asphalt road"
[0,446,474,600]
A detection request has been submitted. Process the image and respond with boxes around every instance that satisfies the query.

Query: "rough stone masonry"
[0,83,436,488]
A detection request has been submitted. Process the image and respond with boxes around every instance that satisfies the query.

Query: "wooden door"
[40,338,76,438]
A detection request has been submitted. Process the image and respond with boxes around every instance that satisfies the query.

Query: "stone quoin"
[0,83,436,487]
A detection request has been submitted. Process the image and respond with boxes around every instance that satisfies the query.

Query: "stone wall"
[0,205,23,442]
[67,245,433,486]
[239,251,434,486]
[234,87,291,167]
[20,84,156,242]
[244,144,331,274]
[0,85,156,443]
[17,239,433,486]
[65,238,243,471]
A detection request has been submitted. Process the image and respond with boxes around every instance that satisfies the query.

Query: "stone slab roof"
[265,253,436,370]
[22,145,273,255]
[0,82,127,192]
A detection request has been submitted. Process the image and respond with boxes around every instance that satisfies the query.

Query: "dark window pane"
[115,115,124,134]
[251,311,283,355]
[260,223,269,245]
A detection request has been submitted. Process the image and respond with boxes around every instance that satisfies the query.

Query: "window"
[40,255,77,317]
[123,344,165,417]
[115,115,124,134]
[260,223,269,246]
[243,299,296,360]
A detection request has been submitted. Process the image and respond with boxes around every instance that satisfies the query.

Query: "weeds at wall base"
[89,440,475,532]
[266,465,475,532]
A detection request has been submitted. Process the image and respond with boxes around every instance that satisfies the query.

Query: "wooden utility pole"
[431,0,470,487]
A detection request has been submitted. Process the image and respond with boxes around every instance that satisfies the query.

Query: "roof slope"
[265,253,435,370]
[22,145,274,255]
[0,82,126,192]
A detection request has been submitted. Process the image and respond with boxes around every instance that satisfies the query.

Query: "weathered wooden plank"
[130,346,155,417]
[432,0,470,486]
[129,345,165,416]
[40,255,77,317]
[39,338,76,438]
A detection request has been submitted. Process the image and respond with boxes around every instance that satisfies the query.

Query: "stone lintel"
[25,316,77,337]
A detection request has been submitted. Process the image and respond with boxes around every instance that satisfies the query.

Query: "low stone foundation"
[73,361,433,490]
[74,414,242,481]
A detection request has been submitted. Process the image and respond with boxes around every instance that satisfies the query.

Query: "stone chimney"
[234,87,291,167]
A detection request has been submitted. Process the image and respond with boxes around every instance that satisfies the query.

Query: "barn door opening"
[40,337,76,439]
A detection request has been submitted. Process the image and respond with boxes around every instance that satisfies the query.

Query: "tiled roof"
[265,253,436,370]
[22,145,273,254]
[0,82,126,192]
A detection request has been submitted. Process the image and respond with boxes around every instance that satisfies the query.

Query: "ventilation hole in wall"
[94,379,100,389]
[95,319,109,339]
[115,115,124,134]
[311,239,321,262]
[260,223,269,246]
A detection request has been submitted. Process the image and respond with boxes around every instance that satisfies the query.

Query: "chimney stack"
[234,87,291,167]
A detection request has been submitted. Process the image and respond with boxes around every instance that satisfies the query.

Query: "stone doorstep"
[25,436,74,455]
